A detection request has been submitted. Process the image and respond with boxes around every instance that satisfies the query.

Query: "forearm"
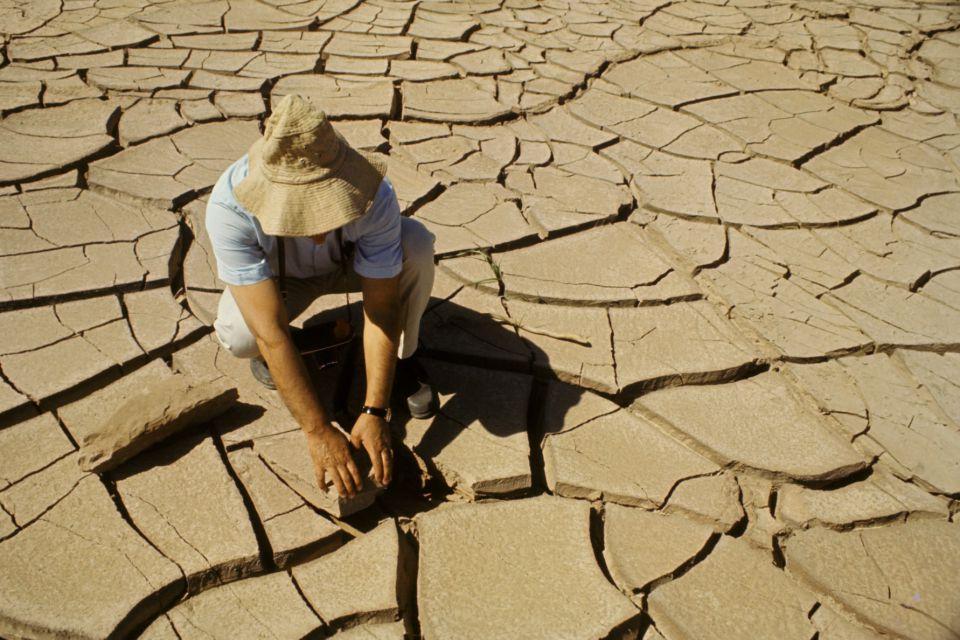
[258,332,332,434]
[363,303,400,408]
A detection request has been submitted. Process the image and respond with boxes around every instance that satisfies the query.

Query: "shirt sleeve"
[205,200,272,286]
[352,178,403,279]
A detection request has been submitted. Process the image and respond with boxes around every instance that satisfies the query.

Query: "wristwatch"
[361,405,391,421]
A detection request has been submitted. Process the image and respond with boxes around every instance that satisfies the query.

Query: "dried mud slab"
[416,496,639,639]
[809,605,888,640]
[776,470,949,530]
[87,67,191,93]
[141,571,323,640]
[0,100,118,184]
[408,138,630,245]
[292,519,404,630]
[88,120,260,209]
[662,473,744,534]
[0,188,180,308]
[736,474,788,553]
[503,298,616,393]
[390,121,521,189]
[648,537,820,640]
[181,197,224,325]
[632,150,877,229]
[603,504,717,594]
[725,225,856,292]
[0,413,73,492]
[0,449,87,530]
[401,359,532,499]
[810,215,960,292]
[0,187,177,257]
[402,78,511,124]
[440,223,688,306]
[784,520,960,640]
[896,350,960,426]
[514,166,632,237]
[0,307,144,405]
[804,127,960,212]
[609,300,763,393]
[383,154,442,213]
[785,355,960,495]
[698,251,873,360]
[0,508,14,540]
[601,51,737,109]
[414,182,536,256]
[8,19,155,62]
[58,360,176,444]
[824,275,960,350]
[336,119,387,152]
[77,374,236,473]
[118,99,189,146]
[0,476,182,640]
[331,622,407,639]
[637,371,868,483]
[169,334,288,419]
[899,193,960,238]
[420,272,531,369]
[639,213,728,273]
[228,447,344,567]
[689,90,877,163]
[0,379,30,420]
[123,288,206,355]
[114,435,262,592]
[541,382,718,510]
[712,159,877,228]
[273,75,396,119]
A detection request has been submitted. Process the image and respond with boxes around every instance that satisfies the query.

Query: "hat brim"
[234,135,387,237]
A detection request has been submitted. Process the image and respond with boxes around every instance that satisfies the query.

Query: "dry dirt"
[0,0,959,638]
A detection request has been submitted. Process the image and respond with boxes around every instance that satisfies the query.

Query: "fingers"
[316,467,329,493]
[365,439,384,486]
[336,464,358,498]
[346,458,363,489]
[329,466,347,498]
[381,448,393,485]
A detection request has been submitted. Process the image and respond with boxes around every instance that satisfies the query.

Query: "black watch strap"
[360,405,389,419]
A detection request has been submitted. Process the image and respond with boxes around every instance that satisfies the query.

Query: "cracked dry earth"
[1,0,960,637]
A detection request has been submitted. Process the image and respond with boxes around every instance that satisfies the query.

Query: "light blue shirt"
[205,155,403,286]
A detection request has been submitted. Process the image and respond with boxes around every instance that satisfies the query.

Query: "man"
[205,94,437,500]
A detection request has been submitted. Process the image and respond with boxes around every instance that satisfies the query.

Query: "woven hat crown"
[259,94,345,185]
[233,92,387,237]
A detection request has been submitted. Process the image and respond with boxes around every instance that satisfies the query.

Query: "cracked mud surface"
[1,0,959,637]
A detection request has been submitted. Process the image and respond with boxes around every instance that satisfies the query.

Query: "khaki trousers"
[214,217,435,360]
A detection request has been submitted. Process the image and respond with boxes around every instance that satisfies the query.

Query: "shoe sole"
[405,382,437,420]
[250,360,277,390]
[409,406,436,420]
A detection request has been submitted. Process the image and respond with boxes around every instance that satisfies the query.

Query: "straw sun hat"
[234,94,387,236]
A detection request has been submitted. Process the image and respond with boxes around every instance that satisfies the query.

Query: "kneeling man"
[206,94,436,500]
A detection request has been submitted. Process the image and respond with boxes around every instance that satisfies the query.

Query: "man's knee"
[213,309,261,359]
[400,217,436,267]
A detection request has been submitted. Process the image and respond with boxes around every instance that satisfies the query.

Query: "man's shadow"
[297,292,583,501]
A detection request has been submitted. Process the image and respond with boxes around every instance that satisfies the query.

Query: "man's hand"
[306,426,363,498]
[350,413,393,487]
